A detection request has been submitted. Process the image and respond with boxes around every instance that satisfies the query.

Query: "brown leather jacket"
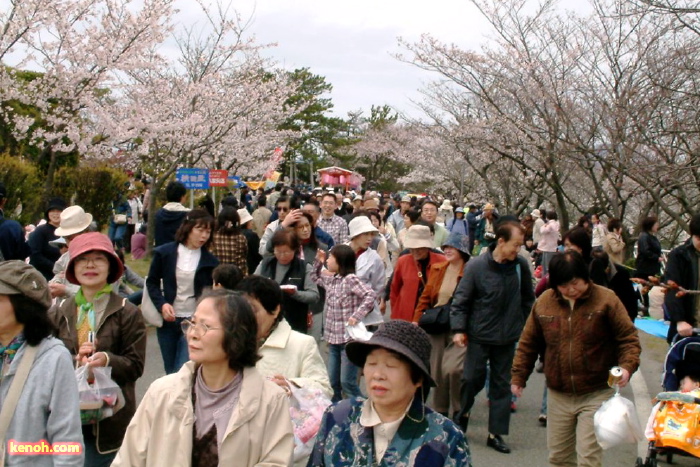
[51,292,146,453]
[511,283,640,395]
[412,261,464,323]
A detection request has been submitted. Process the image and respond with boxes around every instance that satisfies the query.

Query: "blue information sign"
[176,168,209,189]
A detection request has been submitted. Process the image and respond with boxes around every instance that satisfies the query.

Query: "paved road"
[135,327,698,466]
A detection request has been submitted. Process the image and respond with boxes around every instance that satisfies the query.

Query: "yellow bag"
[652,399,700,457]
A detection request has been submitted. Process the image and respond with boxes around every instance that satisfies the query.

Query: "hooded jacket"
[112,363,294,467]
[2,338,83,466]
[52,292,146,453]
[511,284,641,395]
[449,248,535,345]
[154,202,190,247]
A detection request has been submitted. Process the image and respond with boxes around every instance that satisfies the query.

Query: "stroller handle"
[657,391,700,405]
[671,328,700,344]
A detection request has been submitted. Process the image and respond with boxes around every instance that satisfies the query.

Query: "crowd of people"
[0,175,699,466]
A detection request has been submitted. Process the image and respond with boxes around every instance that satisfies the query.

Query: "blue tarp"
[635,318,669,340]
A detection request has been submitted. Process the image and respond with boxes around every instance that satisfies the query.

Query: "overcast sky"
[176,0,547,119]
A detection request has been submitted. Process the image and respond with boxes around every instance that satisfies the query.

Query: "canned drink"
[608,366,623,387]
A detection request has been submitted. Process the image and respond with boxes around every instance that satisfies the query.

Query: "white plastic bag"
[76,365,125,425]
[288,384,332,463]
[594,392,645,449]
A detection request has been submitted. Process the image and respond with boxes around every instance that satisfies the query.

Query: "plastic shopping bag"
[594,392,645,449]
[288,384,332,463]
[76,365,125,425]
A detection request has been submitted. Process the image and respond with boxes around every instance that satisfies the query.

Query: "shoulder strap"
[516,262,521,289]
[0,345,39,438]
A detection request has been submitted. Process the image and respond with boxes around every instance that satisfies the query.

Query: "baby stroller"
[636,333,700,467]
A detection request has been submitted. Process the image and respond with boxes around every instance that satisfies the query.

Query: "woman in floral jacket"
[308,320,471,467]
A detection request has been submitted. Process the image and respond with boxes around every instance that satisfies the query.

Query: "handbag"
[140,277,163,327]
[113,213,127,225]
[418,304,451,334]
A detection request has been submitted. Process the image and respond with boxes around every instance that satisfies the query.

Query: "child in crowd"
[645,374,700,439]
[212,264,244,290]
[311,244,376,402]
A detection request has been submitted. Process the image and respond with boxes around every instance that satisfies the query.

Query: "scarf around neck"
[75,284,113,332]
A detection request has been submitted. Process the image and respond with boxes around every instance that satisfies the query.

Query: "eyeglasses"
[295,224,312,231]
[276,207,289,212]
[181,319,221,337]
[74,255,109,266]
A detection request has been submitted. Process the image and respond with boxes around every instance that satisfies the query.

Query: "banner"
[209,169,228,187]
[176,168,209,189]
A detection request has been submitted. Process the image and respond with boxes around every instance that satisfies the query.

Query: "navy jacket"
[315,226,335,249]
[146,242,219,314]
[154,207,188,247]
[0,211,29,261]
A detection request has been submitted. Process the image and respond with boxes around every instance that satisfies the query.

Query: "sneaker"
[538,414,547,426]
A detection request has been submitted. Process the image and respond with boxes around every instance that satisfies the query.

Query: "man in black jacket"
[664,213,700,343]
[450,220,535,454]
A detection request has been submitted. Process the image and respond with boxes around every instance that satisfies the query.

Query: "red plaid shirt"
[209,232,248,275]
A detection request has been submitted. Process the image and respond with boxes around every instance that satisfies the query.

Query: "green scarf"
[75,284,113,332]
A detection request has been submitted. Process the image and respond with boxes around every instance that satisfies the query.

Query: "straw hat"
[483,203,495,211]
[403,225,434,249]
[54,206,93,237]
[348,216,378,239]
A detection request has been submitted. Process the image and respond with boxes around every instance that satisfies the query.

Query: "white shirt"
[176,243,201,271]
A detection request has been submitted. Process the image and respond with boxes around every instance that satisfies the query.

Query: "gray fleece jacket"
[2,337,83,466]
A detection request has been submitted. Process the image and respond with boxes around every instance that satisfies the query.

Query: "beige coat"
[112,363,294,467]
[604,231,625,265]
[258,319,332,398]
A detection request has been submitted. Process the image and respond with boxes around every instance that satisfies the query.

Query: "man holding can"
[511,250,640,467]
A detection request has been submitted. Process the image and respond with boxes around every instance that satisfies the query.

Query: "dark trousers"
[458,340,516,435]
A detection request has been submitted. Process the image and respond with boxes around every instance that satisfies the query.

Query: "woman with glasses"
[254,229,319,334]
[113,289,294,466]
[146,209,219,375]
[52,232,146,466]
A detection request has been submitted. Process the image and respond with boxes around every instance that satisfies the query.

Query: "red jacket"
[390,252,445,321]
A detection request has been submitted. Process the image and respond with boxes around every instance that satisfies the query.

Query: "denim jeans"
[327,343,362,402]
[108,222,127,250]
[157,317,190,374]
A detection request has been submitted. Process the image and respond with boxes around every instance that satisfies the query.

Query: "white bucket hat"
[403,225,434,249]
[54,206,93,237]
[348,216,378,239]
[237,208,253,226]
[530,209,541,218]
